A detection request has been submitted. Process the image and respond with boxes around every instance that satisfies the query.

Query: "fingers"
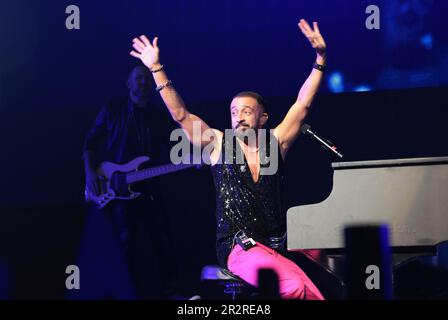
[131,35,158,55]
[299,19,312,34]
[298,19,307,34]
[132,37,146,52]
[132,44,144,55]
[140,35,151,46]
[132,42,145,54]
[298,25,308,37]
[313,21,321,34]
[152,37,159,49]
[298,23,312,40]
[130,50,141,59]
[133,37,146,48]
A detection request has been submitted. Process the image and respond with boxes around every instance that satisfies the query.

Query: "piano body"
[286,157,448,297]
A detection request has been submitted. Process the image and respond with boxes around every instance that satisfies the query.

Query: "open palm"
[130,35,160,69]
[298,19,326,58]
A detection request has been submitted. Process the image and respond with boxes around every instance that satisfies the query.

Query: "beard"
[234,125,257,140]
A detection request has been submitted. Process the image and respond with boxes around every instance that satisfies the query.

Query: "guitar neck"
[126,163,197,184]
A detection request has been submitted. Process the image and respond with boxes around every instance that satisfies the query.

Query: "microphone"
[300,123,344,158]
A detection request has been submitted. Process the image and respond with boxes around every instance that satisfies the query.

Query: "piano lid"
[332,157,448,170]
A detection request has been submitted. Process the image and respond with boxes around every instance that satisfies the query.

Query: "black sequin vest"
[211,131,285,267]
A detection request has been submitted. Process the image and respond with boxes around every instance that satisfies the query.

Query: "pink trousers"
[227,242,325,300]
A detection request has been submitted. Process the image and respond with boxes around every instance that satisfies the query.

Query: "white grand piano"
[287,157,448,273]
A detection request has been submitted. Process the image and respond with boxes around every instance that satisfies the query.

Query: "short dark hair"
[232,91,267,113]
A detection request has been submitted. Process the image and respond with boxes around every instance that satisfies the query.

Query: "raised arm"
[274,19,327,158]
[130,35,218,148]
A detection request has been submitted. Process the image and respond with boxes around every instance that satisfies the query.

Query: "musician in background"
[80,65,177,299]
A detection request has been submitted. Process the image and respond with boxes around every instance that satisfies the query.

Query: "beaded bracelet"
[150,64,164,73]
[156,80,173,92]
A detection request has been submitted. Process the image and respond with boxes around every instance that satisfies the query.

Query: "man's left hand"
[298,19,327,63]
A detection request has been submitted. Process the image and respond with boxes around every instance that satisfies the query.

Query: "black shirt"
[83,97,173,168]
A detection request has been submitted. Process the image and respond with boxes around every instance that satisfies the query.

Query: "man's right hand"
[130,35,161,70]
[128,34,220,152]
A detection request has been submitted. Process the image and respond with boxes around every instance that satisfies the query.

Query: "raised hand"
[298,19,326,60]
[130,35,160,69]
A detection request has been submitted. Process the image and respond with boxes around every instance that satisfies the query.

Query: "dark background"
[0,0,447,299]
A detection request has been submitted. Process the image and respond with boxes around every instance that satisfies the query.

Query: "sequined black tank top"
[211,131,285,268]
